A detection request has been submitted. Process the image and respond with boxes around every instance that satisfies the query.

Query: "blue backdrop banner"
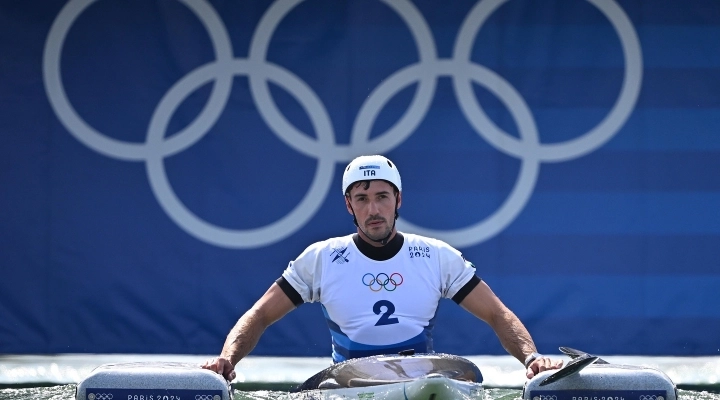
[1,0,719,357]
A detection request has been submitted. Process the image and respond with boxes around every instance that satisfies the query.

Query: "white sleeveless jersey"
[281,232,477,362]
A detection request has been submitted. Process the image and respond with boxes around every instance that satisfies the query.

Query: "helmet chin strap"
[348,193,400,246]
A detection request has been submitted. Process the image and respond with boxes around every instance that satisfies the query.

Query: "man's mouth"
[366,218,385,228]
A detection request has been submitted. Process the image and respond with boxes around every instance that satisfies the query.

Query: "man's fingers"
[222,362,237,381]
[526,366,535,379]
[200,357,233,379]
[526,357,563,379]
[537,357,552,371]
[206,357,236,382]
[200,358,214,371]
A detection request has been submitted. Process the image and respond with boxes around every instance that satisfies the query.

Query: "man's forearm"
[490,308,537,363]
[220,308,269,366]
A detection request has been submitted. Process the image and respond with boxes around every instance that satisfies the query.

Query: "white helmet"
[342,155,402,195]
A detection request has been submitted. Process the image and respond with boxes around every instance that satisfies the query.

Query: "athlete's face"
[345,180,402,244]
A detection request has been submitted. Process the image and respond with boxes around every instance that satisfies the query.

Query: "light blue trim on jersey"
[322,304,439,363]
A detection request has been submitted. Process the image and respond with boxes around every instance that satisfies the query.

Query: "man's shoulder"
[400,232,464,261]
[293,234,354,266]
[401,232,451,249]
[305,234,354,252]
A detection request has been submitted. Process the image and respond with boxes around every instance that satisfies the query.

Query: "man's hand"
[526,356,563,379]
[201,356,237,381]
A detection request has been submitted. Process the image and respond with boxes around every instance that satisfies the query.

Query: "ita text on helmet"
[342,155,402,196]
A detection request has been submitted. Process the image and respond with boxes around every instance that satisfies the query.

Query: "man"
[202,155,562,381]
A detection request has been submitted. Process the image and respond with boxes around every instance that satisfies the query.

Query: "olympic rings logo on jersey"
[43,0,643,249]
[362,273,404,292]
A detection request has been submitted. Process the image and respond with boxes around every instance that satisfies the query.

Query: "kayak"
[74,347,678,400]
[289,352,484,399]
[288,374,483,400]
[75,353,483,400]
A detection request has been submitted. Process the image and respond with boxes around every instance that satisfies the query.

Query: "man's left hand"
[526,356,563,379]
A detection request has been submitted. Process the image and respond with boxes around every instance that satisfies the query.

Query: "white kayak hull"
[75,354,485,400]
[288,374,483,400]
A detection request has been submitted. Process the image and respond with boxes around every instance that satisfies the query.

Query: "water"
[1,385,719,400]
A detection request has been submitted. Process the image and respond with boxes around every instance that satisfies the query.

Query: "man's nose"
[367,199,381,214]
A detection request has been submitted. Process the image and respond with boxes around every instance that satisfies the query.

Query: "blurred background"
[1,0,719,366]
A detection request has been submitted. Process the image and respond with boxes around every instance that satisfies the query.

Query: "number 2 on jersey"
[373,300,399,326]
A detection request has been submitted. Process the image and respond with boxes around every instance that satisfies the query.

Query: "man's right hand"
[201,356,237,381]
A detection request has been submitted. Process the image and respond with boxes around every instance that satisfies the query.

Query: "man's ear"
[396,191,402,209]
[345,195,353,215]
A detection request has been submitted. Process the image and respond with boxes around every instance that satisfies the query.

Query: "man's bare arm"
[202,283,296,380]
[459,280,562,378]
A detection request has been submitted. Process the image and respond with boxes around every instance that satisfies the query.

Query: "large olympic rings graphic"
[363,273,404,292]
[43,0,642,249]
